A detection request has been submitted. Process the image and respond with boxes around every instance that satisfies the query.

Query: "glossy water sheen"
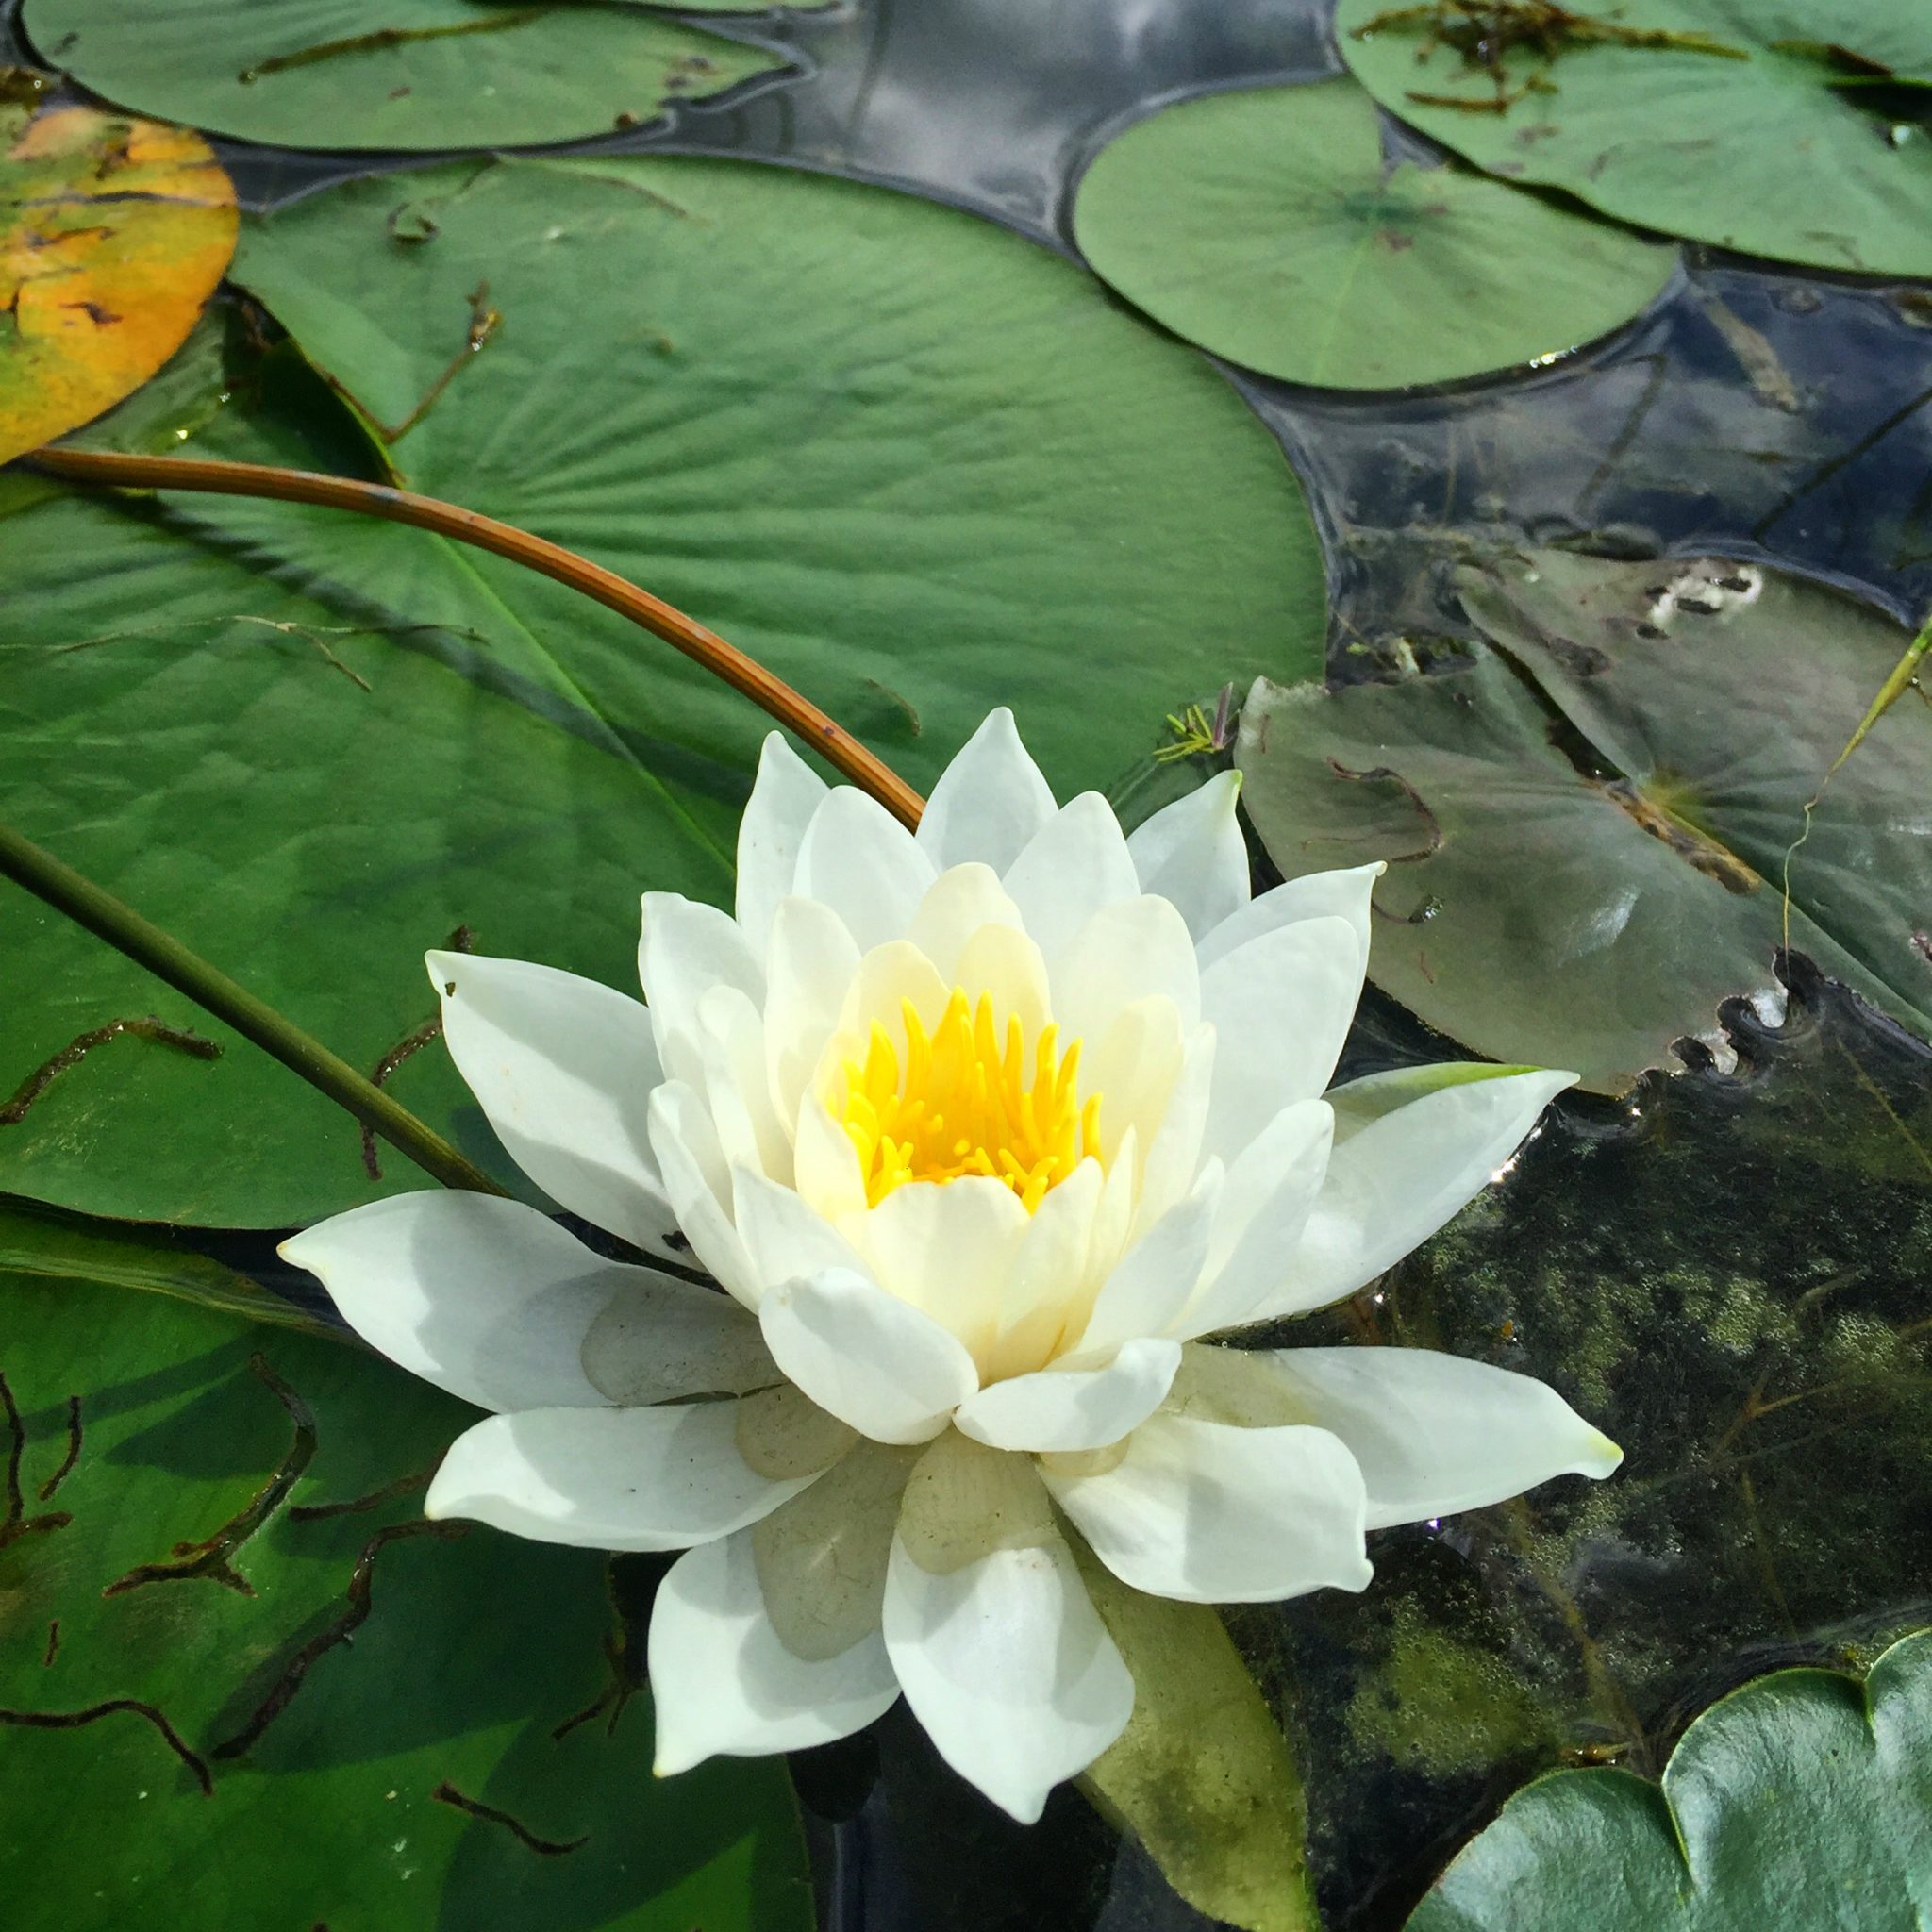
[11,0,1932,1926]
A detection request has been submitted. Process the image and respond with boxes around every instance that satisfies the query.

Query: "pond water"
[6,2,1931,1927]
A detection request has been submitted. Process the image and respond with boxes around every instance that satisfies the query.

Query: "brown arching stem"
[27,445,928,829]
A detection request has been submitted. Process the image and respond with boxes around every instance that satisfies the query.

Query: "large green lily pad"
[0,1254,812,1930]
[1337,0,1932,277]
[21,0,784,151]
[1236,549,1932,1092]
[1072,80,1676,391]
[0,153,1321,1228]
[1407,1630,1932,1927]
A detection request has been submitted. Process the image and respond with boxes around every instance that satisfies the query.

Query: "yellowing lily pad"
[1237,549,1932,1092]
[0,98,235,465]
[1072,79,1677,391]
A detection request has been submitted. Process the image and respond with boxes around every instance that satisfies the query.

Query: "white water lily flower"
[281,709,1621,1824]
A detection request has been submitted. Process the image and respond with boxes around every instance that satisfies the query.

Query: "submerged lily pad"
[1072,80,1676,391]
[1338,0,1932,277]
[0,99,235,464]
[1407,1630,1932,1928]
[0,1260,812,1930]
[21,0,784,151]
[0,153,1322,1226]
[1237,549,1932,1092]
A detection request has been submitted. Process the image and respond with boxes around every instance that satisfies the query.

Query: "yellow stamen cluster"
[835,990,1103,1211]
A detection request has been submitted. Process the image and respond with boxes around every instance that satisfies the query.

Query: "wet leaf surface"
[1406,1629,1932,1927]
[21,0,785,151]
[0,150,1322,1228]
[0,97,234,464]
[1337,0,1932,277]
[1073,80,1676,391]
[0,1259,812,1930]
[1237,548,1932,1092]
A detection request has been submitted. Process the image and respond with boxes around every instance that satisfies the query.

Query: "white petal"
[640,893,763,1092]
[885,1437,1132,1823]
[1071,1165,1222,1359]
[281,1191,659,1413]
[1079,995,1186,1173]
[1002,792,1141,972]
[426,1396,836,1551]
[795,788,937,955]
[1041,1413,1371,1604]
[733,1164,874,1294]
[1055,895,1201,1041]
[792,1088,870,1222]
[1133,1022,1215,1237]
[1256,1346,1621,1530]
[1198,914,1362,1164]
[1124,771,1250,942]
[832,938,952,1042]
[647,1080,759,1307]
[578,1281,775,1407]
[955,1339,1181,1453]
[1175,1098,1334,1339]
[916,708,1058,874]
[986,1158,1104,1382]
[1195,862,1383,973]
[759,1267,980,1444]
[904,863,1025,981]
[736,732,830,959]
[952,921,1052,1042]
[763,896,860,1135]
[752,1437,920,1659]
[1287,1064,1576,1311]
[649,1528,899,1774]
[427,951,676,1256]
[695,983,791,1186]
[852,1174,1030,1366]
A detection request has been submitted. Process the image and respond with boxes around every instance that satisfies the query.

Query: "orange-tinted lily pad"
[1,95,236,465]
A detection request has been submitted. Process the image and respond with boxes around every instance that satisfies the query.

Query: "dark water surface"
[9,2,1932,1927]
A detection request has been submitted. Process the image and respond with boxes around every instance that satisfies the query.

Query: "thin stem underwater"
[0,822,507,1198]
[25,445,928,829]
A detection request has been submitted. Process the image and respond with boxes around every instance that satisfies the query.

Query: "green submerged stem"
[0,822,507,1198]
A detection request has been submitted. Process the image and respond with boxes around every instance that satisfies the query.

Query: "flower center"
[835,989,1103,1211]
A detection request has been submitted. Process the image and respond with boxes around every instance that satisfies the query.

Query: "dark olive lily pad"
[1072,79,1676,391]
[1236,549,1932,1092]
[1337,0,1932,277]
[1407,1630,1932,1928]
[21,0,785,151]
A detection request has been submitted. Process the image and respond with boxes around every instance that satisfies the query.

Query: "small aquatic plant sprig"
[1352,0,1747,113]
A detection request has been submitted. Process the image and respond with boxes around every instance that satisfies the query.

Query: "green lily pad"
[1337,0,1932,277]
[1072,79,1677,391]
[1407,1629,1932,1928]
[21,0,784,151]
[0,152,1322,1227]
[0,1257,812,1930]
[1236,549,1932,1092]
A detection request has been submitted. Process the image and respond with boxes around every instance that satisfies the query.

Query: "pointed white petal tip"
[1585,1430,1624,1477]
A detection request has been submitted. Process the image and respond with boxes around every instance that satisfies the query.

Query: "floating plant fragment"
[1072,79,1676,391]
[0,92,235,464]
[19,0,785,150]
[1236,550,1932,1092]
[1407,1629,1932,1928]
[1338,0,1932,276]
[0,1261,813,1931]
